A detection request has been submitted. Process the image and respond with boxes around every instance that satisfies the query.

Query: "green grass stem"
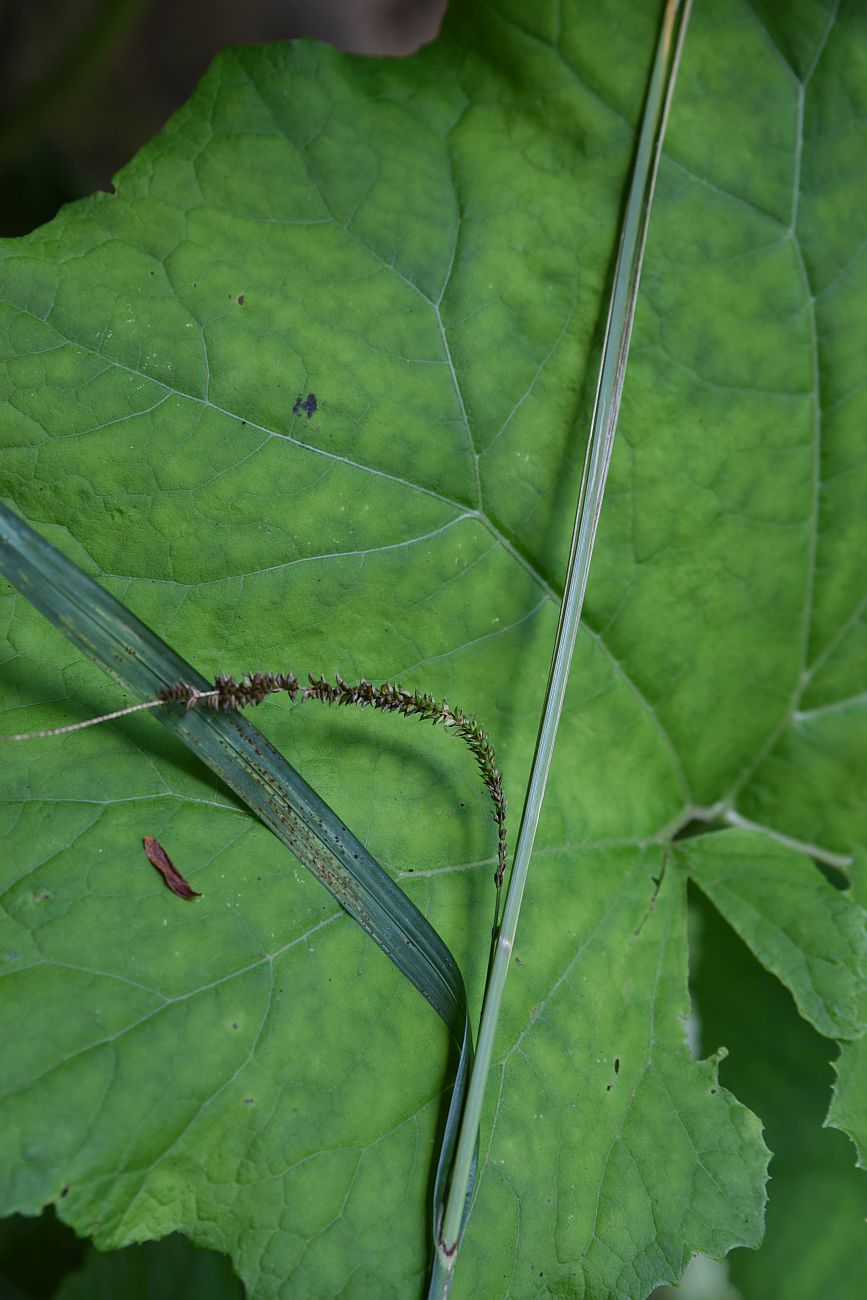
[429,2,693,1292]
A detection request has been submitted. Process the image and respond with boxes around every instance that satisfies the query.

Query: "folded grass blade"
[0,500,475,1282]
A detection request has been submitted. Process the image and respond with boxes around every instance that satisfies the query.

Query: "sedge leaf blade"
[0,502,468,1034]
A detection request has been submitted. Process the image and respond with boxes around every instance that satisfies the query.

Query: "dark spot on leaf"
[292,393,317,420]
[237,293,245,305]
[142,835,201,900]
[606,1083,613,1091]
[244,1097,255,1105]
[59,1185,69,1198]
[514,954,524,966]
[33,892,52,903]
[232,1022,239,1030]
[614,1057,620,1074]
[710,1087,717,1094]
[148,270,155,278]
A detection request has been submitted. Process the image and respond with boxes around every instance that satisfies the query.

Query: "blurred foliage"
[0,1209,86,1300]
[688,888,867,1300]
[0,1211,243,1300]
[0,0,444,235]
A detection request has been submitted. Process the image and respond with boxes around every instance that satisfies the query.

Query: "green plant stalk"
[430,0,693,1290]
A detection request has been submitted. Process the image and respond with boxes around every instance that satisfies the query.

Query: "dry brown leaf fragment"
[142,834,201,899]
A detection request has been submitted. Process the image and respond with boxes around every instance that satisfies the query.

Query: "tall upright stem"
[428,2,693,1293]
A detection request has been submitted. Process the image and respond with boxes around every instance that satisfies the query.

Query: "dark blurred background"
[0,0,447,237]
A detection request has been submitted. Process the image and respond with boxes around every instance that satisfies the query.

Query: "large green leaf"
[679,829,866,1041]
[2,1,866,1296]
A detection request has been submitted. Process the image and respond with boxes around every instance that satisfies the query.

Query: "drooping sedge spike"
[157,673,509,904]
[5,671,510,910]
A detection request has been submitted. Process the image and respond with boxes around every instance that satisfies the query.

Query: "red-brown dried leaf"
[142,834,201,899]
